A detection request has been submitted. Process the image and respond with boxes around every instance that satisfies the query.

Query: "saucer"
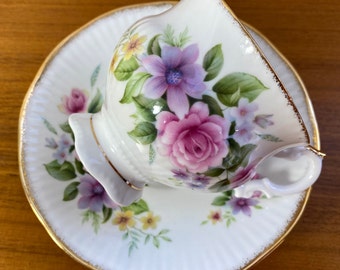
[19,2,320,270]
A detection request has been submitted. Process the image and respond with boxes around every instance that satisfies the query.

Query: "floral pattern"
[43,65,171,255]
[156,102,229,173]
[112,25,281,192]
[201,190,264,227]
[58,88,88,114]
[142,44,206,118]
[41,59,269,257]
[77,174,117,212]
[41,29,273,255]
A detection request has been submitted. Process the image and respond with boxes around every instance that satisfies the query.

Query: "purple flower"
[233,121,256,145]
[77,174,117,212]
[142,44,206,118]
[52,147,68,164]
[58,134,72,150]
[172,169,190,180]
[254,114,274,129]
[188,174,211,189]
[228,196,259,217]
[59,88,87,114]
[51,134,73,164]
[172,170,211,189]
[230,98,258,124]
[156,102,229,173]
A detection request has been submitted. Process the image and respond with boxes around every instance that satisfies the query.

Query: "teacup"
[69,0,324,206]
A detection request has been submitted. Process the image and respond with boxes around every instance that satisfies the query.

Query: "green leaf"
[90,65,101,88]
[128,242,138,256]
[257,133,282,142]
[149,144,156,165]
[75,158,85,174]
[208,178,230,192]
[211,195,229,206]
[69,145,75,153]
[204,167,225,177]
[213,72,268,107]
[42,118,57,135]
[158,229,170,235]
[229,121,236,136]
[222,190,234,198]
[147,34,161,56]
[120,72,151,104]
[227,87,241,107]
[44,160,77,181]
[160,236,172,242]
[144,234,151,244]
[201,95,223,117]
[177,27,190,47]
[102,206,113,223]
[87,89,103,113]
[128,122,157,145]
[122,232,129,240]
[59,121,73,134]
[153,236,160,248]
[162,25,190,47]
[132,95,167,121]
[236,143,257,166]
[63,181,80,201]
[162,24,176,46]
[122,199,149,215]
[203,44,224,81]
[130,230,141,238]
[223,140,257,172]
[81,210,101,233]
[225,215,236,227]
[91,211,101,233]
[114,56,139,81]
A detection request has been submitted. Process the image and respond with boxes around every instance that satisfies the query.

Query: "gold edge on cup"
[239,22,319,270]
[220,0,312,148]
[18,1,319,270]
[240,21,321,151]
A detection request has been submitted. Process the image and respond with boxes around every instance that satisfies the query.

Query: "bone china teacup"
[69,0,324,206]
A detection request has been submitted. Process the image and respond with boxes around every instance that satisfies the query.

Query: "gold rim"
[18,2,319,269]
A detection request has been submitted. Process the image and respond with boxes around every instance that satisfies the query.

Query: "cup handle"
[234,145,324,198]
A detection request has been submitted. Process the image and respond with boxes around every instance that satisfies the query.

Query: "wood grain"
[1,0,339,269]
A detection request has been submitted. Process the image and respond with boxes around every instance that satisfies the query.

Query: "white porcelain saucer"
[19,3,320,270]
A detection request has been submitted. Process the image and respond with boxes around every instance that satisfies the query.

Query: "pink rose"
[156,102,229,173]
[59,88,87,114]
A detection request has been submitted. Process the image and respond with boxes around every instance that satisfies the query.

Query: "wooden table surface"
[1,0,339,269]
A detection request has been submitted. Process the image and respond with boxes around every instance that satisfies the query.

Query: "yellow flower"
[112,210,136,231]
[109,52,119,73]
[121,33,147,60]
[207,210,222,224]
[140,212,161,230]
